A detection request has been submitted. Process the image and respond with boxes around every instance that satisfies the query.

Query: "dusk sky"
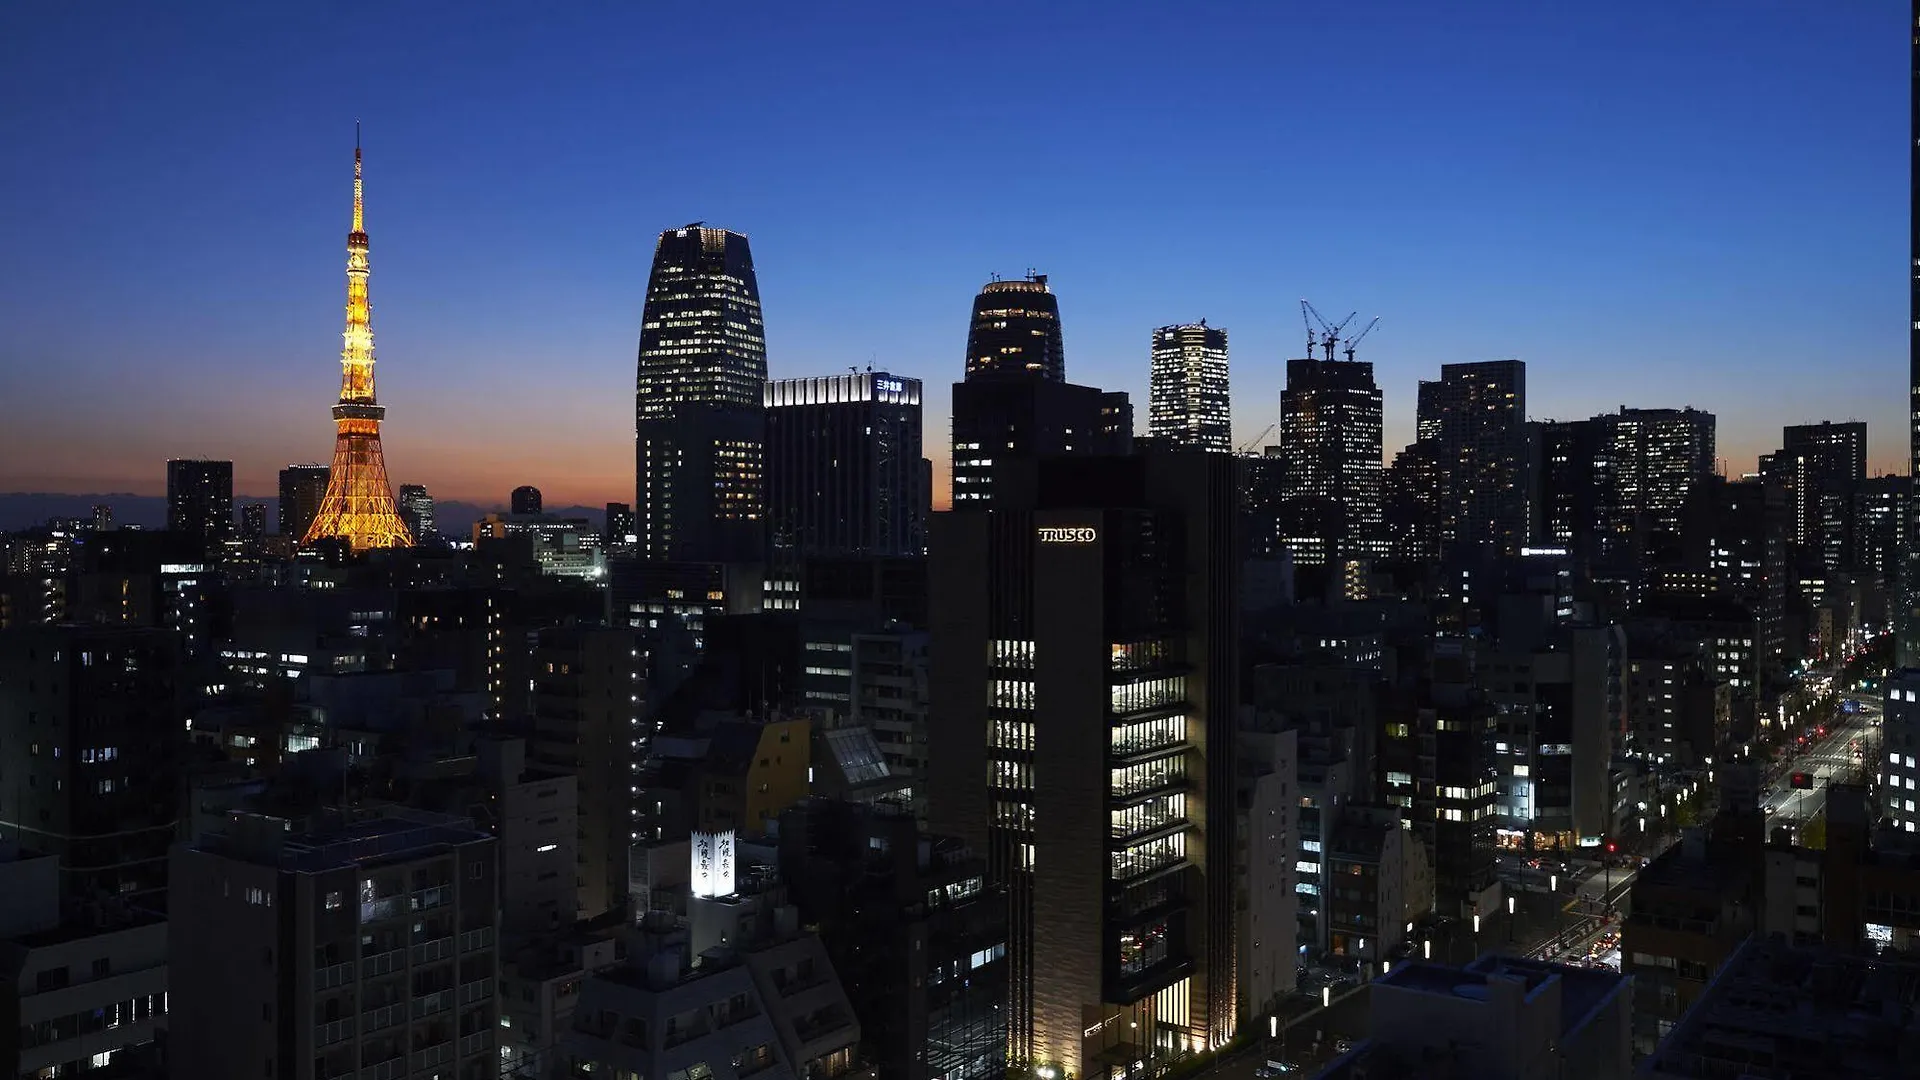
[0,3,1904,509]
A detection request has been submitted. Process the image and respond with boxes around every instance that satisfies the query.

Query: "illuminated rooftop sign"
[691,829,736,898]
[1037,526,1097,544]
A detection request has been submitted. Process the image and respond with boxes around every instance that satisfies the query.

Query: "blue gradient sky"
[0,2,1904,508]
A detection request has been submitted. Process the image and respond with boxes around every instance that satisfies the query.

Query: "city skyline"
[0,3,1904,508]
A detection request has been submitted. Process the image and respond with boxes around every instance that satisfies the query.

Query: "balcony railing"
[412,936,453,966]
[313,961,354,991]
[361,1003,405,1033]
[313,1019,353,1048]
[361,948,404,980]
[458,977,495,1006]
[412,1040,453,1072]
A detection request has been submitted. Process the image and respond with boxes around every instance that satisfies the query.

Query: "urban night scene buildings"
[0,5,1913,1080]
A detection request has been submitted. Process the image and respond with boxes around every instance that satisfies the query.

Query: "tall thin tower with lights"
[304,126,412,551]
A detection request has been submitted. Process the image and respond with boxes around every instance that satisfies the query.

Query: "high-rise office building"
[1415,361,1529,558]
[166,458,233,548]
[524,625,649,920]
[1774,420,1866,572]
[510,485,542,516]
[398,483,435,541]
[92,504,113,532]
[634,225,767,563]
[1681,476,1789,684]
[1856,475,1909,591]
[951,381,1134,508]
[965,273,1064,381]
[0,626,186,901]
[170,812,499,1080]
[1384,441,1443,564]
[928,450,1239,1075]
[1277,355,1383,564]
[240,502,267,540]
[1529,418,1604,561]
[1148,323,1230,452]
[765,371,927,557]
[951,274,1132,508]
[278,463,331,540]
[604,502,634,547]
[1598,406,1716,548]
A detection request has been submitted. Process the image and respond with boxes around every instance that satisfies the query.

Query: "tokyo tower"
[303,126,413,551]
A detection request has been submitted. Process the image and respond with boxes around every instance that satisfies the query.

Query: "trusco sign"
[1037,526,1097,543]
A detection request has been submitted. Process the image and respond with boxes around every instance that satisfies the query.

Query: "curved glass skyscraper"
[964,274,1064,382]
[635,225,767,562]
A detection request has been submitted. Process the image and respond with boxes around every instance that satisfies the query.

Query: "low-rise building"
[1638,935,1920,1079]
[1317,954,1631,1080]
[1621,820,1763,1055]
[0,848,168,1079]
[565,833,865,1080]
[1323,805,1432,965]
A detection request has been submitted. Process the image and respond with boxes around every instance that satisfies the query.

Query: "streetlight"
[1551,873,1563,953]
[1423,939,1431,959]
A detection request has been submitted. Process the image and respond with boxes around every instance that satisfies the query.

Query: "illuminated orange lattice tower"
[303,126,413,551]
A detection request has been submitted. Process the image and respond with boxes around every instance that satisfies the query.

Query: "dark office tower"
[1597,407,1716,550]
[278,463,331,539]
[1857,475,1910,591]
[766,371,927,557]
[170,813,499,1080]
[165,458,233,548]
[1682,476,1789,683]
[1383,441,1443,563]
[1148,322,1230,452]
[0,626,185,901]
[1777,420,1867,572]
[510,484,542,516]
[634,224,767,562]
[1415,361,1528,557]
[966,273,1064,381]
[604,502,634,547]
[1277,355,1384,564]
[526,625,648,920]
[1236,450,1286,559]
[240,502,266,540]
[397,483,434,540]
[951,382,1135,508]
[928,450,1238,1076]
[92,504,113,532]
[1529,418,1603,560]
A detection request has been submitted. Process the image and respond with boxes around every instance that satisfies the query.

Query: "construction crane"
[1236,421,1277,455]
[1343,316,1381,362]
[1301,300,1356,362]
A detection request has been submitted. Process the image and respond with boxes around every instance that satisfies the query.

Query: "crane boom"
[1343,316,1381,362]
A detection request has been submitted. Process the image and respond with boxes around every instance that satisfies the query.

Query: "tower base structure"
[303,407,412,551]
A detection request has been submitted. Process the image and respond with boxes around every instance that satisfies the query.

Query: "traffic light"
[1606,841,1616,853]
[1790,772,1813,790]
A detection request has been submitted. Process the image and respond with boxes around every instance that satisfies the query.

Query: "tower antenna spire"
[352,120,364,233]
